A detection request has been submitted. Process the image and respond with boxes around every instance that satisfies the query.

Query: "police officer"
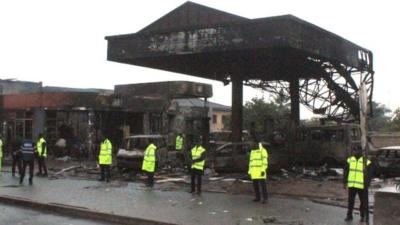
[175,133,184,166]
[36,133,48,176]
[344,146,372,222]
[98,134,112,182]
[142,139,157,187]
[248,141,268,204]
[20,139,36,185]
[190,137,206,195]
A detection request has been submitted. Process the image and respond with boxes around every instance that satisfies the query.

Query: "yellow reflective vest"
[248,146,268,180]
[175,135,183,151]
[142,143,157,172]
[36,137,47,157]
[347,156,371,189]
[99,139,112,165]
[191,145,206,171]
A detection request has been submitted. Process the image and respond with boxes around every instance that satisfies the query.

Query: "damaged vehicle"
[295,124,361,166]
[373,146,400,177]
[116,135,168,172]
[208,141,280,172]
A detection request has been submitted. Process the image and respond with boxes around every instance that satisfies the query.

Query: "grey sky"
[1,0,399,118]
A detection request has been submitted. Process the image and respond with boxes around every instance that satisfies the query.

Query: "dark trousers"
[191,168,203,193]
[20,160,34,184]
[12,155,21,176]
[347,187,367,218]
[146,172,154,187]
[37,156,48,175]
[99,165,111,181]
[252,179,268,200]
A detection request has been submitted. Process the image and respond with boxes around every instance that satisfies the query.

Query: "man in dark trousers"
[36,133,48,176]
[343,146,372,222]
[98,134,112,182]
[248,141,269,204]
[142,139,157,187]
[20,139,36,185]
[11,139,22,177]
[189,137,206,195]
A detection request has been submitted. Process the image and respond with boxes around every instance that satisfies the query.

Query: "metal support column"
[289,79,300,126]
[288,79,300,163]
[231,76,243,143]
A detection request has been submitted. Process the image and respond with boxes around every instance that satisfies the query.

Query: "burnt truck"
[294,123,361,166]
[206,124,363,172]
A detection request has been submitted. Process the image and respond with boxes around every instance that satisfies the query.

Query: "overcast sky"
[1,0,399,119]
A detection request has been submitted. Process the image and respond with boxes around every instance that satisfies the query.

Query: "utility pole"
[359,81,369,225]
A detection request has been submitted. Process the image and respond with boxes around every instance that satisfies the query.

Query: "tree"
[368,101,392,131]
[385,107,400,131]
[243,96,290,140]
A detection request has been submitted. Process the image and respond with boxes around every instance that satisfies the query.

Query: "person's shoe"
[43,173,48,177]
[19,179,23,185]
[189,190,195,194]
[98,178,105,182]
[36,172,42,176]
[12,173,15,177]
[196,191,201,195]
[29,179,33,185]
[106,179,110,183]
[261,199,268,204]
[253,198,260,202]
[344,215,353,221]
[360,217,366,222]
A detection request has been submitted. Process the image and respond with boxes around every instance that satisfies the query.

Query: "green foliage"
[368,101,392,131]
[384,107,400,131]
[243,96,290,134]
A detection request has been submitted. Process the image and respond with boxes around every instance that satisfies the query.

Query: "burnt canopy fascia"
[105,2,373,82]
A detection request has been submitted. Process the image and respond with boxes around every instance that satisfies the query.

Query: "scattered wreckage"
[116,134,181,172]
[372,146,400,177]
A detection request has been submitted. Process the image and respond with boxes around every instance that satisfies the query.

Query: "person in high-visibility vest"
[175,133,183,151]
[142,139,157,187]
[248,141,268,204]
[190,137,206,195]
[343,146,372,222]
[36,133,48,176]
[175,133,185,167]
[98,135,112,182]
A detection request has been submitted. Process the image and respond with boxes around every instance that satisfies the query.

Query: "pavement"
[0,172,368,225]
[0,203,114,225]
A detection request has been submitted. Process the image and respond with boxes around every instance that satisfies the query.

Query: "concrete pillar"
[374,190,400,225]
[288,79,300,161]
[33,108,45,140]
[231,76,243,143]
[289,79,300,126]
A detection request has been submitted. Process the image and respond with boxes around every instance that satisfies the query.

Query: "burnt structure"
[106,1,374,143]
[0,80,212,156]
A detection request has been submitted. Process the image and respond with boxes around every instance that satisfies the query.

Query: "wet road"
[0,203,115,225]
[0,173,366,225]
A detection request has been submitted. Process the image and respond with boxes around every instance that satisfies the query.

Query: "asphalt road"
[0,203,115,225]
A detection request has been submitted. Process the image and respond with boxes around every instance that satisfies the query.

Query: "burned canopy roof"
[106,1,373,121]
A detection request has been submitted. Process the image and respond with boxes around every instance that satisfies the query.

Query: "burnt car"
[116,135,168,171]
[209,130,250,150]
[373,146,400,177]
[208,141,279,172]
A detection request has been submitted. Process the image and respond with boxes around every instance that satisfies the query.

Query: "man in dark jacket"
[189,137,206,195]
[343,146,372,222]
[20,139,36,185]
[11,139,22,177]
